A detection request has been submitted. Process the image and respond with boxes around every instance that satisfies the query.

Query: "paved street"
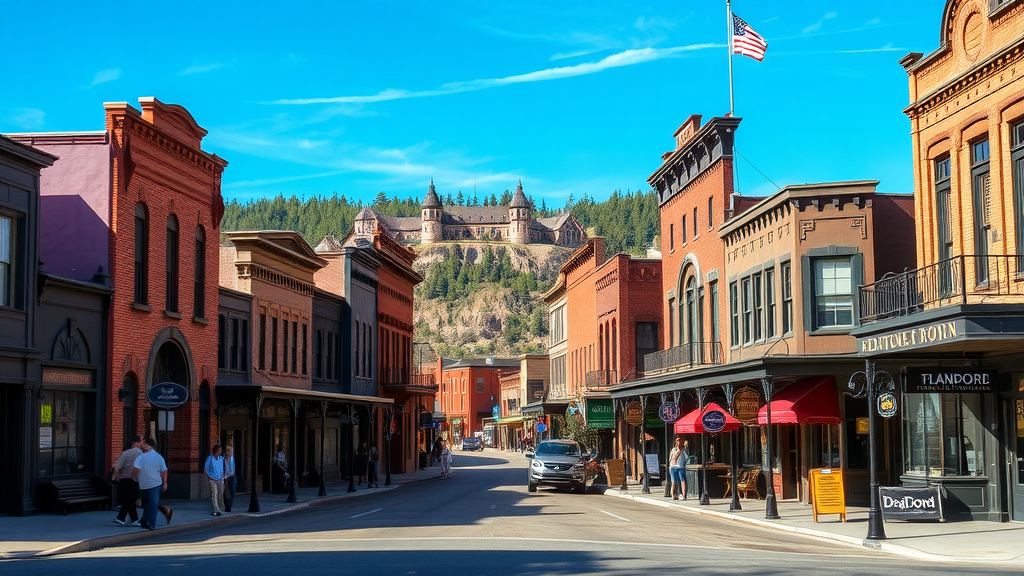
[1,451,1018,575]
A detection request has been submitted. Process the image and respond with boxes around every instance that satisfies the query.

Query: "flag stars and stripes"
[732,14,767,61]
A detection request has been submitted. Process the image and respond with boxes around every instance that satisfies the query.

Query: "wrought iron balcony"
[378,366,410,386]
[585,369,617,391]
[642,341,724,376]
[859,255,1024,323]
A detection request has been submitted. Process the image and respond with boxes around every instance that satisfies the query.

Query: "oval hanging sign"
[732,387,761,423]
[658,402,680,423]
[877,392,898,419]
[701,409,727,433]
[147,382,189,409]
[625,401,644,426]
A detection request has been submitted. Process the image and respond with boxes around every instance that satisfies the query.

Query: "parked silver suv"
[526,440,588,494]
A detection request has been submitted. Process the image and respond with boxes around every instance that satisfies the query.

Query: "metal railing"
[410,372,438,389]
[585,369,617,390]
[859,255,1024,323]
[642,341,724,375]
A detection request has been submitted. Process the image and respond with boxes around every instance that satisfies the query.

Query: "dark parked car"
[526,440,589,494]
[462,436,483,451]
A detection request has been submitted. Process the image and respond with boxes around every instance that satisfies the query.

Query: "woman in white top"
[440,441,453,478]
[669,437,689,500]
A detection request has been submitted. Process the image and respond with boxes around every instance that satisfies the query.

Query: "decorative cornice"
[649,117,739,207]
[119,116,226,176]
[238,263,315,296]
[378,312,414,332]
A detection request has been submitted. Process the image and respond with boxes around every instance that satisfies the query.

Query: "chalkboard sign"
[879,486,944,521]
[644,453,660,479]
[606,458,627,489]
[810,468,846,522]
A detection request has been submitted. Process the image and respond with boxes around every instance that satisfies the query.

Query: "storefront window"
[39,391,93,476]
[807,423,841,468]
[740,426,762,467]
[903,393,985,477]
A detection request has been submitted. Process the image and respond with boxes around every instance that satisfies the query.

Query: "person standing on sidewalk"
[223,445,236,512]
[132,437,168,530]
[355,442,368,485]
[367,444,380,487]
[111,435,143,526]
[669,438,689,500]
[204,444,226,516]
[440,441,453,478]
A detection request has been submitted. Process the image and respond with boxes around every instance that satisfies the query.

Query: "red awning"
[757,377,841,425]
[675,402,742,434]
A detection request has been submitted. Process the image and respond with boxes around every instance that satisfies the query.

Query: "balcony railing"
[411,372,438,389]
[859,255,1024,323]
[585,369,617,391]
[642,341,724,376]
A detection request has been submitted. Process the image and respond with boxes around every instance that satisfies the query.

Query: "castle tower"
[508,180,531,244]
[354,207,378,240]
[421,179,443,244]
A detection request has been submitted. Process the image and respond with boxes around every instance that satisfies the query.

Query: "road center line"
[599,509,631,522]
[350,507,384,519]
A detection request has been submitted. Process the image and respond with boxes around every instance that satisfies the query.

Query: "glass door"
[1012,396,1024,521]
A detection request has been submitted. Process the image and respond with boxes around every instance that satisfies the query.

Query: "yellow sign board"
[41,404,52,425]
[606,458,627,489]
[810,468,846,522]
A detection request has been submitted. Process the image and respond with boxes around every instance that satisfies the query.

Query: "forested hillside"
[220,188,660,358]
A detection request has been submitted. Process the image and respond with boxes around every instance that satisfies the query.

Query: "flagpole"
[727,0,735,115]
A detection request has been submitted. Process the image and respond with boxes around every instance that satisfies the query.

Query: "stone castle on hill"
[338,181,586,247]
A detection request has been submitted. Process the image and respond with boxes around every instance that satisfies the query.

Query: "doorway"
[1008,394,1024,521]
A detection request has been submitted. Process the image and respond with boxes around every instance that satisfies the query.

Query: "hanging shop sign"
[701,409,727,433]
[625,401,644,426]
[732,387,761,423]
[147,382,188,409]
[658,402,680,423]
[586,398,615,429]
[810,468,847,523]
[877,392,898,418]
[644,407,665,429]
[905,369,995,393]
[858,320,961,354]
[879,486,944,521]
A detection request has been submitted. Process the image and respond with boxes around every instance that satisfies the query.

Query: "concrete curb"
[601,488,969,565]
[7,473,443,560]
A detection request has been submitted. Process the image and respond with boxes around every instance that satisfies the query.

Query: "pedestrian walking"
[111,435,143,526]
[204,444,226,516]
[355,442,368,485]
[430,437,443,467]
[440,441,453,478]
[223,445,236,512]
[367,444,380,487]
[132,437,168,530]
[669,438,689,500]
[273,445,289,493]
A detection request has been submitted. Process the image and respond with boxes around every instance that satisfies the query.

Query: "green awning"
[586,398,615,429]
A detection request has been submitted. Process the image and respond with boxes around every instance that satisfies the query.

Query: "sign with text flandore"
[905,369,995,393]
[810,468,846,522]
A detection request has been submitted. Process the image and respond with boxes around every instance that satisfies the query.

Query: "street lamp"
[723,383,741,512]
[760,377,780,520]
[640,395,650,494]
[697,387,710,506]
[847,360,894,541]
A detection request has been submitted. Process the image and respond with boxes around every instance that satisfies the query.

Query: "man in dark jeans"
[111,435,143,526]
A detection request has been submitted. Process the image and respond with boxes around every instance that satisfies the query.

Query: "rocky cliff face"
[412,242,574,358]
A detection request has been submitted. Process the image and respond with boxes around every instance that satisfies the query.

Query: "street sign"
[536,422,548,433]
[147,382,188,409]
[701,409,727,433]
[625,401,644,426]
[877,392,898,418]
[658,402,680,423]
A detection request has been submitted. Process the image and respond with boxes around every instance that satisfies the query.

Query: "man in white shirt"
[204,444,225,516]
[132,437,168,530]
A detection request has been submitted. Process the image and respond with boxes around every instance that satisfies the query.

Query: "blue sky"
[0,1,943,204]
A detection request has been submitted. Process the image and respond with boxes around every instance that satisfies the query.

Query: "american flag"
[732,14,767,61]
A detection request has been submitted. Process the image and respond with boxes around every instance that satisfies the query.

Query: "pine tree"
[374,191,388,205]
[489,193,498,206]
[457,191,465,205]
[500,190,512,205]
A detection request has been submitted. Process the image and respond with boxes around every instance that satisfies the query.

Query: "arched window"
[685,276,702,344]
[134,203,149,305]
[194,226,206,318]
[166,215,179,312]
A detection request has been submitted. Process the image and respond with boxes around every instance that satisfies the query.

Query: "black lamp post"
[698,387,710,506]
[286,399,299,504]
[384,407,393,486]
[723,383,741,512]
[248,396,263,513]
[347,405,356,493]
[848,360,893,540]
[760,377,780,519]
[640,396,650,494]
[662,393,672,498]
[318,401,327,497]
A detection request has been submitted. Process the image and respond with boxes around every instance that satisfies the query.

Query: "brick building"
[438,357,518,441]
[853,0,1024,521]
[11,98,226,498]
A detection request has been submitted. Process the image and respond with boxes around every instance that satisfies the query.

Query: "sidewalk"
[602,481,1024,566]
[0,466,442,560]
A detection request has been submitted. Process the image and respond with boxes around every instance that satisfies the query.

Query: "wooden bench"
[40,478,111,515]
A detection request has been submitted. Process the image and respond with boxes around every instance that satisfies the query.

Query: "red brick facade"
[107,99,226,497]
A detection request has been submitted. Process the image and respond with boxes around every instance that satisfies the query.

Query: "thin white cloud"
[763,16,780,23]
[87,68,121,88]
[4,108,46,130]
[180,61,232,76]
[802,12,837,34]
[864,18,881,26]
[633,15,677,34]
[549,49,604,61]
[836,43,904,54]
[270,43,721,106]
